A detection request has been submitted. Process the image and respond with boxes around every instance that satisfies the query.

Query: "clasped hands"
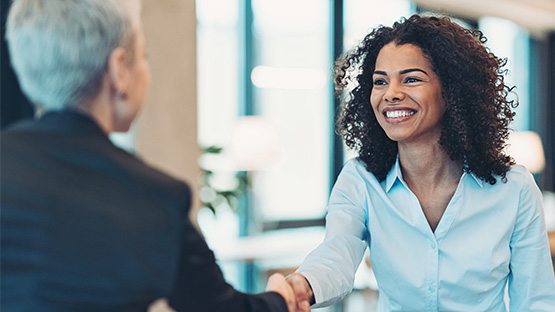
[266,273,314,312]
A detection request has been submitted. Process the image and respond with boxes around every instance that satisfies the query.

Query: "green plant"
[199,146,248,214]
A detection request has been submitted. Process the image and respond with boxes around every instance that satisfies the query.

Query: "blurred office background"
[2,0,554,311]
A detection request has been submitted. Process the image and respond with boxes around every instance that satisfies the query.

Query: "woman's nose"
[384,81,405,103]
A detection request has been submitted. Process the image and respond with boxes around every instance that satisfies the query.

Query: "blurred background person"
[0,0,296,311]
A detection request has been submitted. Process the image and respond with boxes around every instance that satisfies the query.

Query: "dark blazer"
[0,111,287,312]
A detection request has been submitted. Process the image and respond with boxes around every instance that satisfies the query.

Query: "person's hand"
[266,273,297,312]
[286,273,313,312]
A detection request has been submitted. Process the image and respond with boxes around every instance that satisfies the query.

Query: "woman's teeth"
[385,110,415,118]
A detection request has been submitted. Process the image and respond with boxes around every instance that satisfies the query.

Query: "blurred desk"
[209,227,325,293]
[211,227,325,264]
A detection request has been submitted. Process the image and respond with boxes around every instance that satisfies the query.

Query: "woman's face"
[370,43,445,145]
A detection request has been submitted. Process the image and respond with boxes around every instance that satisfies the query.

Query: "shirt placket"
[426,235,440,311]
[399,174,442,311]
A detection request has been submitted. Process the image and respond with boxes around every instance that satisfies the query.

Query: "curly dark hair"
[335,14,517,185]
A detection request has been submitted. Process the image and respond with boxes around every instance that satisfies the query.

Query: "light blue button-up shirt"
[297,157,555,311]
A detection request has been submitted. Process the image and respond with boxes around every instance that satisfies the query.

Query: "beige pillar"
[137,0,201,223]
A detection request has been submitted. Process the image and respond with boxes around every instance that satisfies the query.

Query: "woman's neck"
[398,141,463,191]
[75,77,116,135]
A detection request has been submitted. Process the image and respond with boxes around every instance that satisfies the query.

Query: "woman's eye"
[405,77,421,83]
[373,79,386,86]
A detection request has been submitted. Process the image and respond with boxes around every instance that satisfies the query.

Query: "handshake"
[266,273,314,312]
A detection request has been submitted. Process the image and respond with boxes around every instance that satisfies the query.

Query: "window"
[344,0,413,49]
[479,17,530,131]
[250,0,332,223]
[196,0,240,148]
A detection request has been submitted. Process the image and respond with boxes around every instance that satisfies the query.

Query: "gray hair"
[6,0,141,111]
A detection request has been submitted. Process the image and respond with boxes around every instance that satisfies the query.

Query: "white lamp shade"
[505,131,545,174]
[228,116,283,171]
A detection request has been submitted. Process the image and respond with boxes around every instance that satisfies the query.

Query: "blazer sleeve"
[167,216,288,312]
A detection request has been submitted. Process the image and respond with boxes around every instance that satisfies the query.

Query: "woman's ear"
[107,47,130,96]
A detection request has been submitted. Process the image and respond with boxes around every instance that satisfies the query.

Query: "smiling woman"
[286,14,555,312]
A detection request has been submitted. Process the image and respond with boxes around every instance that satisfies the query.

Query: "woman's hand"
[266,273,297,312]
[286,273,313,312]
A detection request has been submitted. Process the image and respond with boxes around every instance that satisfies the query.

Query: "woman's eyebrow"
[374,68,429,76]
[373,68,429,76]
[400,68,428,75]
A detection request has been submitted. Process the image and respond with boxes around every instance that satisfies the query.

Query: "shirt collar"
[464,170,484,188]
[37,110,107,137]
[384,156,403,193]
[383,156,484,192]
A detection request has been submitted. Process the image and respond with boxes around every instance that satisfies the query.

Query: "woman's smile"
[383,107,416,123]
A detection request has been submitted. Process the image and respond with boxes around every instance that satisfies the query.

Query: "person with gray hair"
[0,0,298,311]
